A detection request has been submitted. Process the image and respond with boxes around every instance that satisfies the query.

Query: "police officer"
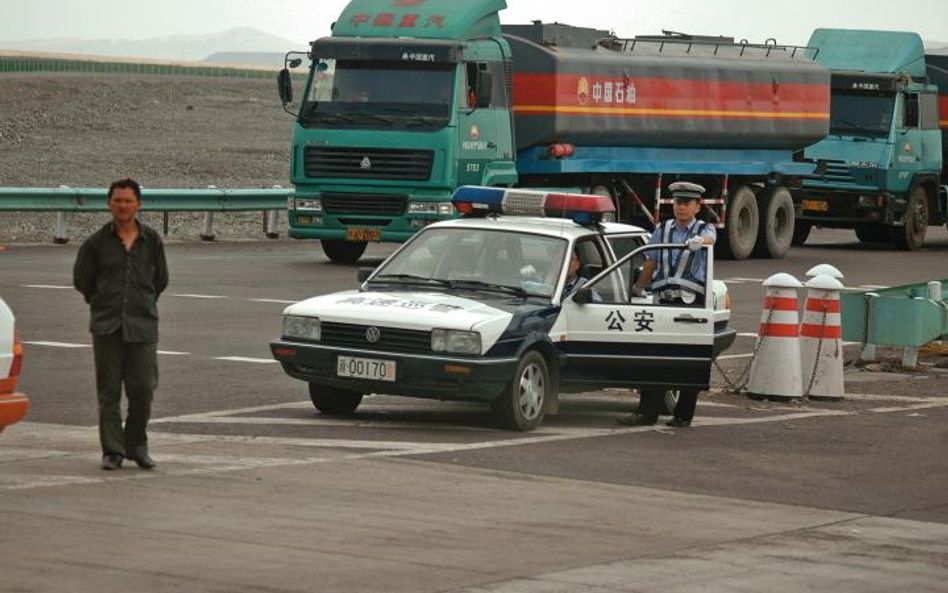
[619,181,715,427]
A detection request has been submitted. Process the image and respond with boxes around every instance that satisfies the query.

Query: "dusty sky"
[4,0,947,46]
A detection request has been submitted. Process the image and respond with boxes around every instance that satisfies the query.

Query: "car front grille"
[321,322,431,354]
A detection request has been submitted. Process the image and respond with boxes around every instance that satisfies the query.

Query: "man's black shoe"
[617,413,657,427]
[101,454,123,471]
[666,417,692,428]
[127,449,157,470]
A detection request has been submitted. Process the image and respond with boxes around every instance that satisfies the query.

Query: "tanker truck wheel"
[752,187,794,259]
[717,185,759,260]
[321,239,368,264]
[890,186,929,251]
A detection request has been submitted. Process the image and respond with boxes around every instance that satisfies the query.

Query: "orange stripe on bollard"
[763,297,798,311]
[759,322,800,337]
[800,324,842,339]
[804,299,841,313]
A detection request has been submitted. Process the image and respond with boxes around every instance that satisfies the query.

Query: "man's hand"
[686,236,704,252]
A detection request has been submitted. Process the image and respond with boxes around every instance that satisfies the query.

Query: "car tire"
[493,350,549,431]
[890,185,929,251]
[717,185,759,260]
[321,239,368,264]
[309,383,363,415]
[752,187,794,259]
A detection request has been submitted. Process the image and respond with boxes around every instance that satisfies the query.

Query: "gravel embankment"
[0,73,295,243]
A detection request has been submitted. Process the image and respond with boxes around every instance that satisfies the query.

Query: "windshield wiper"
[370,274,452,288]
[449,279,530,298]
[380,107,441,127]
[350,113,395,125]
[305,111,356,124]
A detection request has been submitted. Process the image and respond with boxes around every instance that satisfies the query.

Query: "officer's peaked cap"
[669,181,705,201]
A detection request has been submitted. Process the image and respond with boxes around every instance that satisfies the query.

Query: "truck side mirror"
[475,71,493,109]
[277,69,293,105]
[357,267,375,283]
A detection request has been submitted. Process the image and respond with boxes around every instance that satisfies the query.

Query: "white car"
[271,187,735,431]
[0,298,28,432]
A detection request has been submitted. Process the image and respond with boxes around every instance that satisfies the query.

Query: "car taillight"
[10,325,22,378]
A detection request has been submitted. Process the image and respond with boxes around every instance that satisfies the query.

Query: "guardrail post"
[53,212,69,244]
[266,209,280,239]
[201,212,215,241]
[860,292,879,362]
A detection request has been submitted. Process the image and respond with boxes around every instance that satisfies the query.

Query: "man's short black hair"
[108,178,142,201]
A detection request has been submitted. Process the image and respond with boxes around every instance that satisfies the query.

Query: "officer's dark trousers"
[672,389,699,422]
[93,330,158,457]
[639,388,700,422]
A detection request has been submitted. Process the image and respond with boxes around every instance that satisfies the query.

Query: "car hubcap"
[518,363,545,420]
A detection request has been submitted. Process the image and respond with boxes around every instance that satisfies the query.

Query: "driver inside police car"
[632,181,716,305]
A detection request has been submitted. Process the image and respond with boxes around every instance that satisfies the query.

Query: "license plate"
[802,199,829,212]
[346,228,381,241]
[337,355,396,382]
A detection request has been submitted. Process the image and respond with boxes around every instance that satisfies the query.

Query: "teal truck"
[277,0,830,263]
[794,29,948,250]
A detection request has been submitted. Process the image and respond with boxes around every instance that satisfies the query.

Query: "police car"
[270,187,736,431]
[0,298,28,433]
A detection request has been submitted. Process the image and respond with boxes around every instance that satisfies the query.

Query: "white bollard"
[800,274,846,401]
[805,264,844,280]
[748,273,804,401]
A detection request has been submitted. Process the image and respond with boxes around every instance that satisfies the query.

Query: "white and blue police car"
[270,186,736,431]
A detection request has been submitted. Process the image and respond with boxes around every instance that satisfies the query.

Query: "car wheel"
[493,350,549,431]
[309,383,363,415]
[717,185,759,260]
[321,239,368,264]
[752,187,794,259]
[890,186,929,251]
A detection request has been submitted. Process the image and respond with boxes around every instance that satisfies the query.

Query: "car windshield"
[301,58,454,130]
[371,228,569,299]
[829,92,895,137]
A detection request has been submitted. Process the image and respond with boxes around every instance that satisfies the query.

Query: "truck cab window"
[920,93,940,130]
[901,94,920,129]
[465,62,508,109]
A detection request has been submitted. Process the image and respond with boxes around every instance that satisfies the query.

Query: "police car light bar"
[451,186,615,224]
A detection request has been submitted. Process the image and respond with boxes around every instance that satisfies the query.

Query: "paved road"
[1,227,947,592]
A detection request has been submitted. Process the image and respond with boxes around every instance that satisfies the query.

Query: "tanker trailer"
[505,25,831,259]
[925,48,948,233]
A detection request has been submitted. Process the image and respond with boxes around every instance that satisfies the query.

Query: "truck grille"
[820,160,854,184]
[322,192,407,217]
[321,322,431,354]
[304,147,434,181]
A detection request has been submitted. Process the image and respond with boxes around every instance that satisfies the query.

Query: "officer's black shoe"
[617,413,657,427]
[666,417,692,428]
[101,454,123,471]
[127,449,157,470]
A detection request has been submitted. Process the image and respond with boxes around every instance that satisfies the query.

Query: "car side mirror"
[475,71,493,109]
[357,267,375,283]
[277,69,293,105]
[573,287,593,305]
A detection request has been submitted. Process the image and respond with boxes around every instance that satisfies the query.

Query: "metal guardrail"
[0,186,292,243]
[841,279,948,368]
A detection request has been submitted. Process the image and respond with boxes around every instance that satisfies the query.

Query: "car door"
[556,244,715,391]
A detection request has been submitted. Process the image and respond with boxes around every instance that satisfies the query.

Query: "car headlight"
[431,329,481,355]
[408,201,455,216]
[283,315,321,341]
[294,199,323,212]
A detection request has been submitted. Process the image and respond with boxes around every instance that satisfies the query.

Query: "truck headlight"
[431,329,481,355]
[283,315,321,341]
[294,199,323,212]
[408,202,455,216]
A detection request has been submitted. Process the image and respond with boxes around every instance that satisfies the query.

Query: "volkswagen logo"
[360,156,372,170]
[365,326,381,343]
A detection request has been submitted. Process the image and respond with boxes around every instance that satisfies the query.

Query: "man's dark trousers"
[672,389,699,422]
[94,330,157,458]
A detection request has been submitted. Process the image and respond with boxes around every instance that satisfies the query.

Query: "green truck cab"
[277,0,516,263]
[795,29,947,250]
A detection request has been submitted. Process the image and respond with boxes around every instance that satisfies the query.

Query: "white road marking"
[717,353,753,360]
[24,341,90,349]
[248,298,298,305]
[22,284,73,290]
[723,278,765,284]
[214,356,278,364]
[157,350,190,356]
[869,401,948,413]
[737,332,758,338]
[169,293,227,299]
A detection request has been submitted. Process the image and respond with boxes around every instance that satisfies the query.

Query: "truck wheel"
[309,383,363,415]
[890,186,929,251]
[493,350,549,431]
[854,224,889,244]
[321,239,368,264]
[791,222,812,246]
[717,185,759,260]
[752,187,794,259]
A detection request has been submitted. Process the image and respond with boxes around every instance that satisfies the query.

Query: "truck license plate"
[346,228,381,241]
[802,199,829,212]
[337,356,396,382]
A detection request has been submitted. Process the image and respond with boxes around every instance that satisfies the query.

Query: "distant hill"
[0,27,304,63]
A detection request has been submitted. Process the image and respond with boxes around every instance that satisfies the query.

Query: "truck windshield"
[829,92,895,137]
[301,58,454,130]
[370,228,569,299]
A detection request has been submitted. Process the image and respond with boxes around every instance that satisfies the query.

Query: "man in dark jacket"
[73,178,168,470]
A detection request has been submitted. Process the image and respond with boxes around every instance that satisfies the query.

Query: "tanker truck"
[277,0,830,263]
[793,29,948,249]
